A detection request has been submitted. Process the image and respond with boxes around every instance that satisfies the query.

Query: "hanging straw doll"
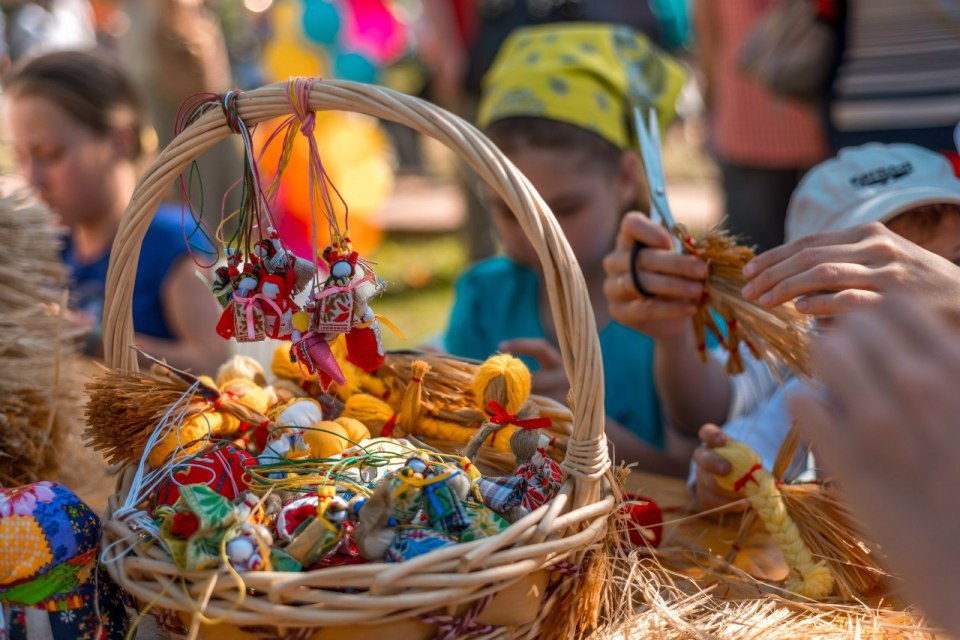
[465,355,562,522]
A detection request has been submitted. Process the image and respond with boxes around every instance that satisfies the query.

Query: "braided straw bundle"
[0,177,86,487]
[97,80,614,638]
[679,225,812,377]
[712,441,834,599]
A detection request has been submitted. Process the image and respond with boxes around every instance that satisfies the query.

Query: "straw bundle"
[680,225,811,377]
[84,367,201,466]
[84,362,281,467]
[0,177,85,486]
[383,351,485,418]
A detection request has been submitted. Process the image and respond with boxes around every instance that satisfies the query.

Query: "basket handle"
[102,80,610,506]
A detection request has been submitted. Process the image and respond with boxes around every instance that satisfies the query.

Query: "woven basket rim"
[98,78,614,630]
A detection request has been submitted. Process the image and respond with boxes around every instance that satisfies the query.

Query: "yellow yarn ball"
[271,343,303,381]
[216,355,267,387]
[472,354,532,415]
[711,442,763,495]
[303,421,350,458]
[342,394,395,435]
[221,378,273,414]
[335,416,371,443]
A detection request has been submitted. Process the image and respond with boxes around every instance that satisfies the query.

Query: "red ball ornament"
[155,444,256,507]
[619,493,663,548]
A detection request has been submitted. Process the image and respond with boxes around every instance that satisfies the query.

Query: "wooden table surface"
[624,469,789,584]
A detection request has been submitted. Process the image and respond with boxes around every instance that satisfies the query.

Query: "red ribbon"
[381,414,398,437]
[485,400,552,430]
[733,463,763,493]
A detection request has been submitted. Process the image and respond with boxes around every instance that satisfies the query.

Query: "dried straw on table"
[591,439,901,639]
[680,224,811,377]
[0,177,86,487]
[595,514,930,640]
[772,426,887,600]
[594,556,933,640]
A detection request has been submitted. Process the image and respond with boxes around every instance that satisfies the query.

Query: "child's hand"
[692,424,744,510]
[498,338,569,404]
[603,212,708,340]
[742,222,960,321]
[789,298,960,635]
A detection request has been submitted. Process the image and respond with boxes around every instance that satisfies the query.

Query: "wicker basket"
[98,80,614,639]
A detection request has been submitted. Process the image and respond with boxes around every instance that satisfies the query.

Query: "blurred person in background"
[3,49,228,372]
[3,0,96,60]
[694,0,828,253]
[419,0,688,262]
[826,0,960,170]
[120,0,243,220]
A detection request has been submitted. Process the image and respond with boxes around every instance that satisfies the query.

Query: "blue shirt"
[63,204,214,341]
[444,256,665,448]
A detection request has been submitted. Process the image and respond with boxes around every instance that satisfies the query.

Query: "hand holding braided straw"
[676,224,812,377]
[711,440,834,599]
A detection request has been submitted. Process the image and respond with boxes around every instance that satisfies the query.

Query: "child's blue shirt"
[63,204,214,341]
[445,256,665,448]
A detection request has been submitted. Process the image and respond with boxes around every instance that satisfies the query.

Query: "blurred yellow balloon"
[262,1,327,80]
[262,38,324,81]
[256,1,392,257]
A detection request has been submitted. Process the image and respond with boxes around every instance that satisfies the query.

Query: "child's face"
[887,211,960,264]
[487,146,636,275]
[7,94,128,227]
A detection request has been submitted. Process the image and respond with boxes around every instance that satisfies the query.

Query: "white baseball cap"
[785,143,960,243]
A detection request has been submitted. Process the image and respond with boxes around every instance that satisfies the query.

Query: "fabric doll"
[465,355,561,522]
[0,482,130,639]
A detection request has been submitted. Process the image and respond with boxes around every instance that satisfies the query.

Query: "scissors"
[629,106,683,297]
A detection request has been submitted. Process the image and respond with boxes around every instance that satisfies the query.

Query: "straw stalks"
[0,178,85,486]
[680,225,811,377]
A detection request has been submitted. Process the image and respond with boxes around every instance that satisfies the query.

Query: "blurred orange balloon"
[254,113,390,259]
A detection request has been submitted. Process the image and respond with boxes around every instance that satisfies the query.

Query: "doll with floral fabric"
[0,482,131,639]
[465,354,562,523]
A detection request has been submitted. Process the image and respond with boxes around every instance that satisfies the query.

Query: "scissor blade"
[634,106,680,249]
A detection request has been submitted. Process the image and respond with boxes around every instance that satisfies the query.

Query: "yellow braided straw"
[712,441,834,599]
[472,354,531,415]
